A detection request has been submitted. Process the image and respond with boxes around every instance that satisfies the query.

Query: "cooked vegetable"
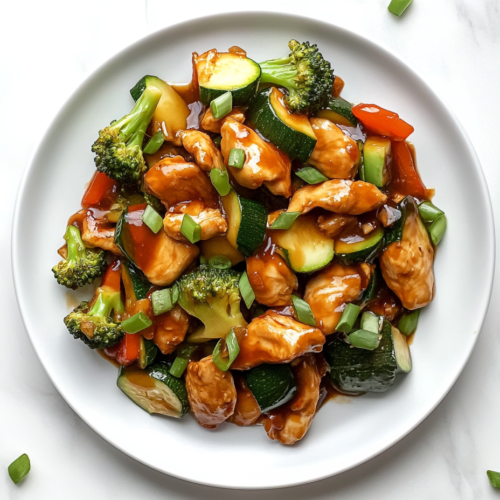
[270,211,301,230]
[228,147,245,168]
[143,130,165,154]
[141,205,163,234]
[429,215,447,245]
[398,309,420,336]
[335,225,384,265]
[418,201,444,223]
[487,470,500,489]
[212,328,240,371]
[138,337,158,369]
[210,91,232,120]
[208,255,232,270]
[259,39,334,114]
[180,214,202,244]
[360,311,381,334]
[52,225,106,289]
[210,168,231,196]
[348,329,380,350]
[200,235,245,266]
[239,271,255,309]
[384,196,411,246]
[390,140,427,199]
[122,311,153,334]
[8,454,30,485]
[92,84,161,184]
[295,167,328,185]
[392,325,412,373]
[291,295,316,327]
[81,170,118,208]
[388,0,413,16]
[317,97,358,127]
[363,136,391,187]
[170,357,189,377]
[117,364,189,418]
[335,303,360,333]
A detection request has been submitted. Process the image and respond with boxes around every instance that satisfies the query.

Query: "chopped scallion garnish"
[487,470,500,489]
[8,453,30,485]
[296,167,329,185]
[213,135,222,148]
[429,215,447,245]
[210,168,231,196]
[209,255,232,270]
[348,329,380,350]
[228,148,245,169]
[398,309,420,336]
[360,311,381,334]
[143,130,165,154]
[210,91,232,120]
[169,357,189,378]
[122,311,153,334]
[388,0,413,16]
[271,212,301,230]
[336,303,361,333]
[239,271,255,309]
[180,214,201,244]
[212,328,240,371]
[171,283,179,305]
[292,295,316,326]
[151,288,173,316]
[418,201,444,223]
[141,205,163,234]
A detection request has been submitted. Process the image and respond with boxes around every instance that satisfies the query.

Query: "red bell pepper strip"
[390,140,427,199]
[81,171,118,208]
[352,104,414,141]
[116,333,142,366]
[101,259,122,291]
[104,343,120,359]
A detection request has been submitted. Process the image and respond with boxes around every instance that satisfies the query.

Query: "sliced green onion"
[418,201,444,223]
[398,309,420,336]
[228,148,245,169]
[271,212,301,230]
[336,303,361,333]
[388,0,413,16]
[349,329,380,350]
[151,288,173,316]
[488,470,500,489]
[143,130,165,154]
[171,283,179,305]
[122,311,153,334]
[429,215,447,245]
[292,295,316,327]
[212,328,240,371]
[210,91,232,120]
[199,255,208,265]
[360,311,381,334]
[8,454,30,484]
[296,167,329,185]
[175,343,198,359]
[239,271,255,309]
[213,135,222,148]
[209,255,232,270]
[169,357,189,378]
[141,205,163,234]
[180,214,201,244]
[210,168,231,196]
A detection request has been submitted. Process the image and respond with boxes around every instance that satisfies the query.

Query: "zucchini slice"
[335,226,384,265]
[199,235,245,266]
[221,189,267,257]
[137,338,158,369]
[248,87,317,162]
[363,136,392,187]
[196,52,261,106]
[384,196,413,247]
[244,364,297,413]
[391,325,412,374]
[270,213,334,273]
[317,97,358,127]
[130,75,190,144]
[122,262,152,301]
[325,319,398,394]
[117,364,189,418]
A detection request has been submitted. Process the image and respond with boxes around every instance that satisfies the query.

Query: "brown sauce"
[97,349,120,368]
[171,52,200,105]
[228,46,247,57]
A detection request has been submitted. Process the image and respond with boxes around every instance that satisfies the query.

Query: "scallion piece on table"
[151,288,173,316]
[171,283,180,305]
[180,214,201,244]
[292,295,316,327]
[210,168,231,196]
[270,211,301,230]
[360,311,381,334]
[388,0,413,16]
[418,201,444,223]
[8,454,31,485]
[487,470,500,489]
[228,148,245,169]
[143,130,165,154]
[169,357,189,378]
[141,205,163,234]
[213,135,222,148]
[209,255,232,270]
[122,311,153,334]
[349,329,380,350]
[398,309,420,336]
[239,271,255,309]
[212,328,240,372]
[296,166,329,185]
[210,91,232,120]
[336,303,361,333]
[429,215,447,245]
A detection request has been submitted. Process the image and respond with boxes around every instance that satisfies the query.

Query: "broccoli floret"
[52,225,106,289]
[259,39,334,114]
[64,286,125,349]
[92,85,162,184]
[176,266,247,341]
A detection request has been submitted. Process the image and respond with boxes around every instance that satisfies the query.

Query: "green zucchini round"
[317,97,358,127]
[335,226,384,265]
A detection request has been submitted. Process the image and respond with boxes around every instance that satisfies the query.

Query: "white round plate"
[12,12,494,490]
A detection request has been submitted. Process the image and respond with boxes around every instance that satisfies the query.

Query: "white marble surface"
[2,0,500,497]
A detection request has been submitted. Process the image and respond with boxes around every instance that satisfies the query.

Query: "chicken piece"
[308,118,360,179]
[81,213,123,256]
[231,311,325,370]
[201,107,245,133]
[380,204,435,310]
[263,354,322,445]
[179,130,225,172]
[304,263,373,335]
[153,305,190,354]
[144,156,217,209]
[163,201,227,241]
[221,118,292,197]
[227,375,261,427]
[246,249,298,307]
[317,213,357,238]
[287,179,387,215]
[185,355,237,429]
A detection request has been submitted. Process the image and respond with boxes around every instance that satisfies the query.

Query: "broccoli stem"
[64,225,87,264]
[259,57,299,89]
[88,289,124,318]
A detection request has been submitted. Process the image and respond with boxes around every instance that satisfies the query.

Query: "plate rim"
[11,11,496,489]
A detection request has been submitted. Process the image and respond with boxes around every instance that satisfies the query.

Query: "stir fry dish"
[54,40,447,445]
